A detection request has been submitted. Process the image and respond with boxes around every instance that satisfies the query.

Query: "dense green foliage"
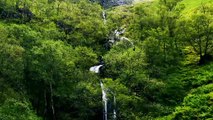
[0,0,213,119]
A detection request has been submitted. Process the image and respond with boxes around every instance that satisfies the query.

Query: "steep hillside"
[181,0,212,13]
[0,0,212,120]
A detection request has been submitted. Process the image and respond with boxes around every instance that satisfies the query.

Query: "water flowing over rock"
[120,36,134,46]
[89,65,103,73]
[89,65,109,120]
[88,6,120,120]
[101,5,134,50]
[113,95,116,119]
[100,81,108,120]
[102,11,107,24]
[107,27,134,49]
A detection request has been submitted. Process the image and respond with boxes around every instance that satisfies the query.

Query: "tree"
[25,40,77,120]
[0,99,41,120]
[0,24,25,90]
[178,3,213,64]
[25,40,102,120]
[134,0,185,78]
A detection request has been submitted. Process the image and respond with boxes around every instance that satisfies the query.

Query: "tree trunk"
[49,82,56,120]
[44,90,47,119]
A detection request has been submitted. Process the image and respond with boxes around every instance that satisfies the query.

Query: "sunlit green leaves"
[0,99,41,120]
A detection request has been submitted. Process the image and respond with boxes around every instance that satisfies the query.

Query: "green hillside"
[133,0,212,13]
[0,0,213,120]
[181,0,212,12]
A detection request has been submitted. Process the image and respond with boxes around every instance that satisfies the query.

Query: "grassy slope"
[133,0,212,13]
[181,0,212,13]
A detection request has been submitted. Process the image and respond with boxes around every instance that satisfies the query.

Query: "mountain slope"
[181,0,212,13]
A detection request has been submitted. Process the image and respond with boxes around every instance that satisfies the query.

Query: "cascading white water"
[101,6,107,120]
[100,81,108,120]
[108,27,135,50]
[102,11,107,24]
[89,65,103,73]
[88,7,121,120]
[101,8,117,120]
[113,95,116,119]
[120,36,134,46]
[90,65,108,120]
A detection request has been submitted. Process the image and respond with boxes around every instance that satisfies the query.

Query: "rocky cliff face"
[99,0,133,7]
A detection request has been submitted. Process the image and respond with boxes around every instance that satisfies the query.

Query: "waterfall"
[100,81,108,120]
[89,65,103,73]
[120,36,134,47]
[90,65,108,120]
[113,95,116,119]
[102,11,107,24]
[108,27,135,50]
[90,8,124,120]
[90,64,117,120]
